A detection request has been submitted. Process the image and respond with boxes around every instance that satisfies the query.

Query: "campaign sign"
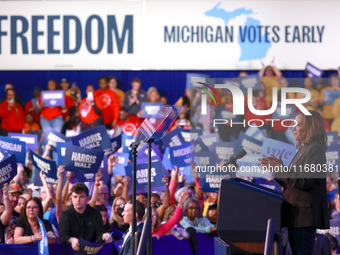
[261,138,296,166]
[199,172,228,193]
[0,154,17,189]
[162,147,173,170]
[56,142,72,166]
[41,90,65,107]
[239,74,262,92]
[125,160,167,194]
[8,133,38,153]
[317,220,340,245]
[72,125,111,152]
[189,129,203,141]
[304,62,323,83]
[103,135,122,156]
[194,151,216,168]
[30,150,58,184]
[0,136,26,164]
[245,126,265,142]
[42,128,68,150]
[272,105,296,119]
[236,132,263,155]
[179,166,194,182]
[64,145,104,174]
[327,131,339,146]
[170,142,191,168]
[324,90,340,105]
[121,133,136,154]
[193,137,210,157]
[214,142,236,162]
[37,217,49,255]
[201,133,219,150]
[179,128,191,143]
[137,143,163,164]
[112,153,129,176]
[215,107,241,122]
[141,102,163,118]
[326,145,340,168]
[161,128,186,148]
[0,147,10,162]
[74,238,105,255]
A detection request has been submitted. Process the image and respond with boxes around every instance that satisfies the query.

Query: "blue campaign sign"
[193,137,210,157]
[121,133,136,154]
[141,102,163,118]
[179,128,191,143]
[179,166,194,182]
[245,126,265,142]
[326,145,340,167]
[42,128,68,150]
[37,217,49,255]
[186,73,210,89]
[110,153,129,176]
[327,131,339,146]
[188,129,203,141]
[236,132,263,155]
[0,147,10,162]
[304,62,323,83]
[125,160,167,194]
[272,104,296,119]
[137,143,163,164]
[103,135,122,155]
[71,125,111,152]
[0,136,26,164]
[199,173,227,193]
[30,150,58,184]
[75,238,105,255]
[194,151,216,168]
[0,154,17,189]
[56,142,72,166]
[324,90,340,105]
[161,128,186,148]
[214,142,236,162]
[255,178,282,193]
[162,147,173,170]
[170,142,191,168]
[261,138,296,166]
[8,133,38,153]
[64,145,104,174]
[239,74,261,92]
[200,133,219,151]
[41,90,65,107]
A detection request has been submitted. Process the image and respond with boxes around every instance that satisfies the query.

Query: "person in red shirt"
[115,107,142,136]
[94,76,120,130]
[78,85,103,132]
[25,87,41,125]
[0,88,25,135]
[37,80,64,133]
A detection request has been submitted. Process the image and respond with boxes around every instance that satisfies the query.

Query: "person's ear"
[87,196,90,202]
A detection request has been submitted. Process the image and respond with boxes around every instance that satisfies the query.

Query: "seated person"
[14,197,57,244]
[59,183,112,251]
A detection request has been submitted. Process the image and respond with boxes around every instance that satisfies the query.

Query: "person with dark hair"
[114,107,143,136]
[25,86,41,126]
[94,76,121,130]
[0,88,25,135]
[58,183,113,251]
[13,197,57,244]
[108,76,125,105]
[260,110,330,255]
[94,205,110,232]
[123,77,147,116]
[120,200,145,255]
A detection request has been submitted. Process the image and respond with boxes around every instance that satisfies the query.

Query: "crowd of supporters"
[0,66,340,254]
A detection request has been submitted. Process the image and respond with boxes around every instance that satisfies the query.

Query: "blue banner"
[179,128,191,143]
[304,62,324,83]
[42,128,68,150]
[193,137,210,157]
[244,126,265,142]
[324,90,340,105]
[141,102,163,118]
[272,104,296,119]
[170,142,191,168]
[37,217,49,255]
[125,161,166,194]
[111,153,129,176]
[71,125,111,152]
[64,145,104,174]
[236,132,263,155]
[0,154,17,189]
[137,143,163,164]
[161,128,186,148]
[103,135,122,156]
[8,133,38,153]
[74,232,113,255]
[326,145,340,169]
[179,166,194,182]
[239,74,262,92]
[0,147,10,162]
[56,142,72,166]
[30,150,58,184]
[194,151,216,168]
[199,173,227,193]
[327,131,339,146]
[214,142,236,162]
[200,133,219,151]
[162,147,173,170]
[188,129,203,141]
[41,90,65,107]
[261,138,296,166]
[121,133,135,154]
[0,136,26,164]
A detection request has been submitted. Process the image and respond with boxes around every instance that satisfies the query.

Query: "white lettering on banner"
[0,141,22,152]
[241,139,262,154]
[205,174,226,188]
[326,151,339,165]
[79,133,102,148]
[47,133,65,147]
[136,168,156,184]
[43,93,63,99]
[84,245,102,255]
[173,147,190,157]
[71,152,97,164]
[118,156,125,164]
[169,135,181,147]
[33,155,51,173]
[61,147,66,156]
[10,136,35,144]
[0,164,12,182]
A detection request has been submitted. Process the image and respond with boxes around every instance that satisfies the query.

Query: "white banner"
[0,0,338,70]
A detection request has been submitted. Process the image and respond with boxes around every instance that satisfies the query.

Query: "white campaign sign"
[0,0,338,70]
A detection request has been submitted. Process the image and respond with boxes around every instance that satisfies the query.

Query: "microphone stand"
[130,142,139,255]
[147,138,154,255]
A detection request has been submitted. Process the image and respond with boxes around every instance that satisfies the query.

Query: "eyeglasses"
[188,207,199,211]
[27,206,39,210]
[115,203,126,208]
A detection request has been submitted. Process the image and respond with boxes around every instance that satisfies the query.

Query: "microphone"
[223,149,247,167]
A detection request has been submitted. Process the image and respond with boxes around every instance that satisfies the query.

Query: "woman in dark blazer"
[260,110,329,255]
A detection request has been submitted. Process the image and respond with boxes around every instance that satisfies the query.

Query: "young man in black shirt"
[59,183,113,251]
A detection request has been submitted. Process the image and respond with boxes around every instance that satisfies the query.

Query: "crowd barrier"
[0,233,215,255]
